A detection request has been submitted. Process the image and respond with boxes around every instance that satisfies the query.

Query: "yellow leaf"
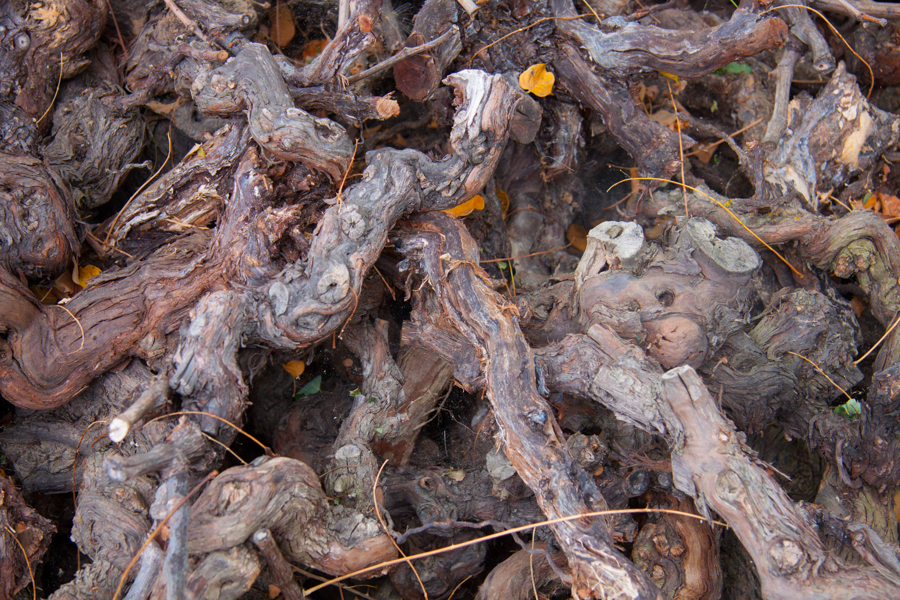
[75,264,102,287]
[282,360,306,378]
[660,71,680,83]
[518,64,555,97]
[497,187,509,214]
[443,194,485,217]
[444,469,465,481]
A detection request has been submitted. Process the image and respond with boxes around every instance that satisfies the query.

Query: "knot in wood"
[137,329,165,359]
[316,262,350,303]
[258,107,275,132]
[714,469,745,503]
[525,407,548,432]
[313,117,346,143]
[768,538,805,574]
[340,206,366,240]
[268,281,290,316]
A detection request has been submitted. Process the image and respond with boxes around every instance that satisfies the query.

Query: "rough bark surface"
[4,0,900,599]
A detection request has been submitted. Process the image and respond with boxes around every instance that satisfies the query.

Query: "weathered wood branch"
[171,70,540,431]
[0,153,77,279]
[661,366,900,599]
[641,187,900,372]
[0,474,55,599]
[396,212,664,600]
[192,43,353,181]
[552,0,787,78]
[188,456,398,577]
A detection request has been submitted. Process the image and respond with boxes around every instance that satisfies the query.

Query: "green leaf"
[349,388,362,396]
[834,398,862,418]
[373,426,384,435]
[498,261,508,270]
[295,375,322,399]
[710,100,718,114]
[714,62,752,75]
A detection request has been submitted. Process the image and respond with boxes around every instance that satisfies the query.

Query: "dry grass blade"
[854,313,900,365]
[480,243,573,263]
[787,351,855,402]
[607,177,802,276]
[146,410,272,454]
[111,470,218,600]
[35,53,63,127]
[373,460,429,599]
[447,574,473,600]
[105,128,173,246]
[5,525,36,600]
[470,16,591,66]
[764,4,875,98]
[666,78,689,218]
[303,508,727,596]
[54,305,85,352]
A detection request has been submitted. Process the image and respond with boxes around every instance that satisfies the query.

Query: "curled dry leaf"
[375,95,400,119]
[443,194,485,217]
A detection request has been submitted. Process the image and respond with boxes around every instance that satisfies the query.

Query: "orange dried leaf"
[878,192,900,218]
[693,142,717,165]
[518,64,555,97]
[302,40,328,64]
[443,194,485,217]
[282,360,306,378]
[566,223,587,253]
[268,585,282,599]
[269,4,296,49]
[53,268,79,297]
[895,488,900,523]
